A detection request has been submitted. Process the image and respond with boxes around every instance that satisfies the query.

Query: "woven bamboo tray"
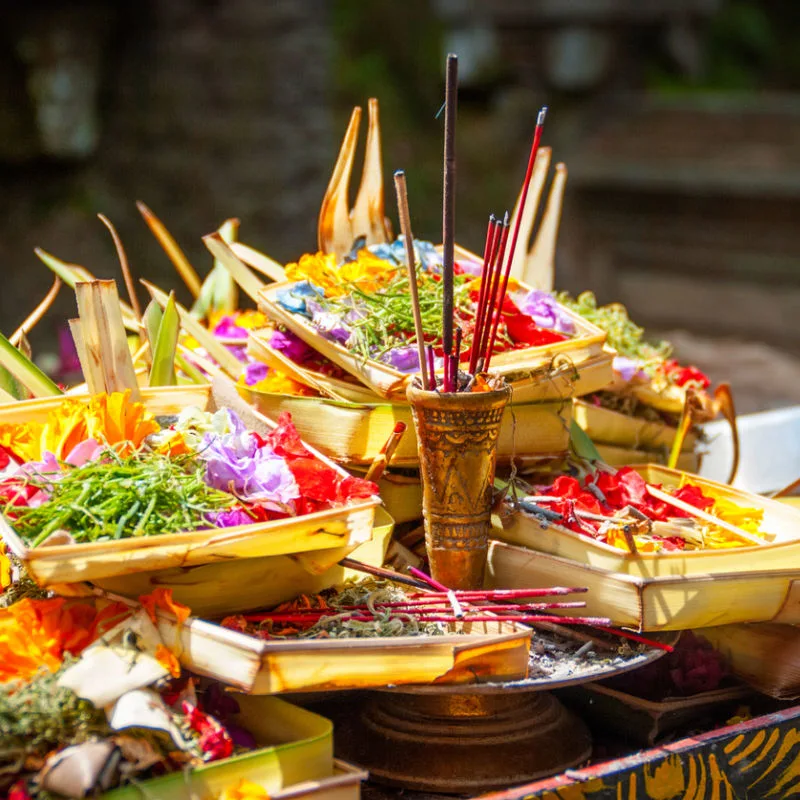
[487,539,800,631]
[257,281,608,404]
[155,613,532,694]
[101,695,336,800]
[248,329,614,407]
[0,387,379,586]
[494,465,800,578]
[238,385,572,467]
[93,508,395,618]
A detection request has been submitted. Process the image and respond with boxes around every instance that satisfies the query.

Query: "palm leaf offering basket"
[496,465,800,578]
[238,381,572,468]
[487,465,800,631]
[0,384,380,586]
[256,277,610,406]
[101,695,339,800]
[153,610,532,694]
[487,539,800,632]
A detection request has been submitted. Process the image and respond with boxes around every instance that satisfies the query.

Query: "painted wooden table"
[476,704,800,800]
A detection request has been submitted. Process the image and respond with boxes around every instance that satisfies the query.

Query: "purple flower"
[456,259,482,277]
[200,411,299,504]
[242,361,269,386]
[380,346,420,372]
[517,290,575,334]
[613,356,648,383]
[206,507,258,528]
[212,316,248,340]
[307,300,351,344]
[270,329,315,364]
[226,344,248,363]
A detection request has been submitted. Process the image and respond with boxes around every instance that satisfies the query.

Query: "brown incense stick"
[442,53,458,364]
[393,170,430,390]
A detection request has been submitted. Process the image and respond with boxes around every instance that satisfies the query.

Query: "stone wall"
[0,0,334,354]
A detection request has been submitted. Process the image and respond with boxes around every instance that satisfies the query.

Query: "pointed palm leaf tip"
[193,218,240,318]
[352,98,388,246]
[149,292,180,387]
[319,105,362,259]
[136,200,203,298]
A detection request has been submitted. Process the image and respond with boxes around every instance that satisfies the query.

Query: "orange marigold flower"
[139,588,191,626]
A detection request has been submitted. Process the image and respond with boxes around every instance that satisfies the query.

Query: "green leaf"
[0,332,62,398]
[569,419,602,463]
[0,365,23,401]
[191,218,240,318]
[142,300,163,356]
[142,280,243,379]
[174,351,208,385]
[149,291,180,387]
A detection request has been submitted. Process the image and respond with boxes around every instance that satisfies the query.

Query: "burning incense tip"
[393,422,407,434]
[537,107,548,125]
[394,169,405,178]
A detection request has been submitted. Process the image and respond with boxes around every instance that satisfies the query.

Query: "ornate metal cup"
[407,383,511,590]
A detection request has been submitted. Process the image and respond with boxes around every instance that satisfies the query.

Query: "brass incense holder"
[407,382,511,590]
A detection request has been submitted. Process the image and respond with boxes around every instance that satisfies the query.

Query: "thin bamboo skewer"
[98,213,142,321]
[441,53,458,374]
[10,277,62,346]
[393,171,430,390]
[645,485,764,546]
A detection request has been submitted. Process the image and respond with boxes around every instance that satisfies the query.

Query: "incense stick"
[484,108,547,370]
[408,565,464,617]
[442,53,458,362]
[338,557,430,591]
[477,213,510,370]
[469,215,498,374]
[427,346,437,389]
[393,170,430,390]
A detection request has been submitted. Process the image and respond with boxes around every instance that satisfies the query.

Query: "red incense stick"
[257,613,612,627]
[476,213,510,370]
[409,587,588,599]
[427,346,438,389]
[485,107,547,369]
[244,601,587,621]
[469,216,499,374]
